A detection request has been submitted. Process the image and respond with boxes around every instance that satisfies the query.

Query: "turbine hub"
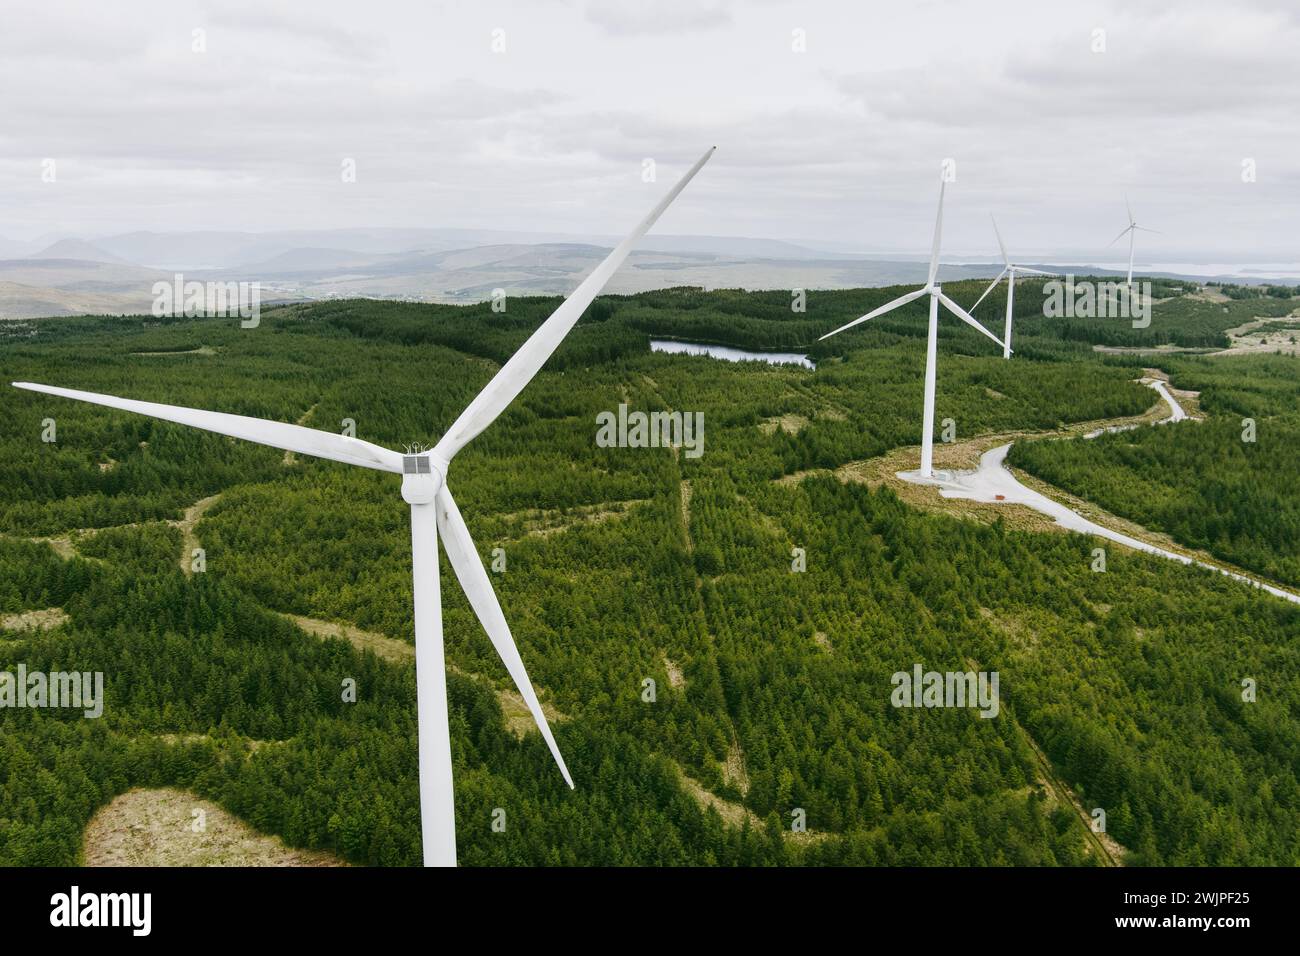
[400,455,444,504]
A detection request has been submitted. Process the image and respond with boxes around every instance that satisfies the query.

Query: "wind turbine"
[1108,197,1158,287]
[12,146,715,867]
[819,174,1007,481]
[969,215,1058,359]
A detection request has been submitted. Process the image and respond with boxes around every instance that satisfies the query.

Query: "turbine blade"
[1134,225,1161,234]
[1106,224,1134,248]
[818,287,929,340]
[1014,266,1060,277]
[11,382,402,472]
[971,268,1009,314]
[990,214,1010,267]
[435,485,574,789]
[1126,197,1133,223]
[938,292,1007,351]
[434,147,715,462]
[927,177,946,287]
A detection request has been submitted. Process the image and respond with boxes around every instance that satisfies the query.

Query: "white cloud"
[584,0,732,36]
[0,0,1295,261]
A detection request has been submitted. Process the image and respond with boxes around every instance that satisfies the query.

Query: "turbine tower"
[12,146,715,867]
[968,214,1058,359]
[819,172,1007,480]
[1108,197,1158,288]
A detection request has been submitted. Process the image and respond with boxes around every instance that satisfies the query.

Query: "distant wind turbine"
[969,215,1058,359]
[1108,197,1158,287]
[12,146,716,867]
[819,173,1007,480]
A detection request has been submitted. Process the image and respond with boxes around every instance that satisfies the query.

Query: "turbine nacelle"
[400,455,445,504]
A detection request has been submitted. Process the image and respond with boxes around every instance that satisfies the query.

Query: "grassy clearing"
[82,787,344,867]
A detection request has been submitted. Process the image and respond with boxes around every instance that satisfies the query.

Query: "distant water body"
[650,339,814,369]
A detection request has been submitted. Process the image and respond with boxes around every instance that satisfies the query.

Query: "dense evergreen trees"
[1,285,1297,865]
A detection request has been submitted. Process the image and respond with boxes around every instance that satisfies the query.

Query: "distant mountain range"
[4,228,860,273]
[28,238,134,264]
[0,227,1291,320]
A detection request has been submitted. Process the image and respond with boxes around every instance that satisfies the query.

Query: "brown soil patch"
[282,613,414,663]
[30,535,76,559]
[130,346,217,357]
[721,735,750,796]
[493,686,568,740]
[82,787,344,867]
[680,479,694,552]
[759,413,809,436]
[0,607,70,632]
[678,767,760,829]
[178,494,222,576]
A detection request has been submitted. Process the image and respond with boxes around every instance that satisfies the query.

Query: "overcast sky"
[1,0,1297,261]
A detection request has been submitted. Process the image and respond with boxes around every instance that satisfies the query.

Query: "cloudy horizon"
[2,0,1297,263]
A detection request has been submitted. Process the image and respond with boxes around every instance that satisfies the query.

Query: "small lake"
[650,339,814,369]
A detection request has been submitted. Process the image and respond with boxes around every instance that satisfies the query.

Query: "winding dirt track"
[922,382,1300,605]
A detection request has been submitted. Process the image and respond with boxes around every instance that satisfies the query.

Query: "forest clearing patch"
[31,535,76,559]
[154,733,273,751]
[721,735,750,795]
[130,346,218,357]
[680,480,694,552]
[677,766,759,829]
[0,607,69,632]
[493,686,568,739]
[758,413,809,436]
[498,498,647,538]
[978,606,1043,649]
[1212,312,1300,356]
[282,613,414,663]
[178,494,222,575]
[82,787,344,867]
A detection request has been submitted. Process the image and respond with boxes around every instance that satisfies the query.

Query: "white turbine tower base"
[819,174,1008,481]
[13,146,716,867]
[969,215,1059,360]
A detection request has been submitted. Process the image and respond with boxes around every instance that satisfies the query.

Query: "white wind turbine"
[819,175,1007,480]
[968,215,1058,359]
[1108,197,1158,288]
[12,146,715,867]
